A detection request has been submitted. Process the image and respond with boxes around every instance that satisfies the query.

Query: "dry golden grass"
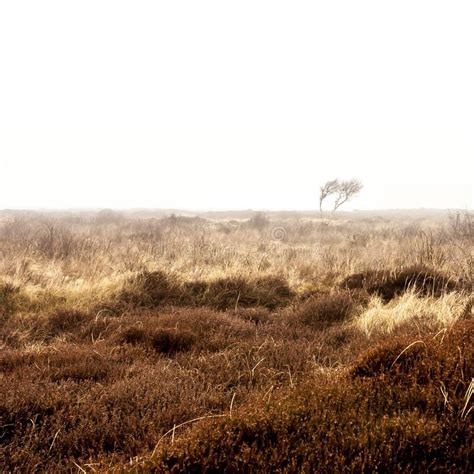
[0,210,471,315]
[354,290,472,337]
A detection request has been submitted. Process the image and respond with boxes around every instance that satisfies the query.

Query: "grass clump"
[354,291,471,337]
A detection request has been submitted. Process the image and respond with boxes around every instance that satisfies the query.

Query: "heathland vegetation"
[0,209,472,472]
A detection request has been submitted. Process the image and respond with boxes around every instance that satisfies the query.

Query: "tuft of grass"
[354,291,471,337]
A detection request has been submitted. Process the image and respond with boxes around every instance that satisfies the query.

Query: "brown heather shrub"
[322,324,363,351]
[0,349,35,373]
[341,265,463,301]
[190,275,294,310]
[47,308,92,335]
[151,329,196,355]
[352,318,474,390]
[116,308,257,354]
[119,326,148,345]
[293,291,355,329]
[147,374,473,473]
[1,311,473,472]
[48,356,112,383]
[0,346,119,381]
[0,309,322,472]
[0,282,23,318]
[119,270,181,308]
[141,319,474,473]
[119,271,294,311]
[232,307,272,325]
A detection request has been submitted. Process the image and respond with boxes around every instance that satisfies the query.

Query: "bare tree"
[319,178,363,221]
[319,179,340,214]
[333,179,363,211]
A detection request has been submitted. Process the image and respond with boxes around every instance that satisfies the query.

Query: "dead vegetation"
[119,270,294,311]
[0,210,472,472]
[341,264,465,301]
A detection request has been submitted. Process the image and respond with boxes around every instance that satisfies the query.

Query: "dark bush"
[294,291,354,328]
[351,337,433,384]
[119,272,295,311]
[119,326,196,355]
[47,309,91,334]
[233,308,272,325]
[119,326,148,345]
[0,282,22,317]
[119,270,181,307]
[49,358,111,383]
[341,265,462,301]
[0,350,32,373]
[151,329,196,355]
[204,275,294,311]
[352,319,474,390]
[246,212,269,230]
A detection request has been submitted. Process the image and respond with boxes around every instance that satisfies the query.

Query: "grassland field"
[0,209,472,472]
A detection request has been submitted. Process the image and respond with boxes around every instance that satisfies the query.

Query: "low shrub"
[151,329,196,355]
[47,309,92,335]
[148,374,473,473]
[352,319,473,390]
[203,275,294,310]
[246,212,270,230]
[0,282,23,318]
[233,308,272,325]
[341,265,462,301]
[119,326,196,355]
[120,272,294,311]
[293,291,355,328]
[0,350,33,373]
[119,326,148,345]
[2,311,472,472]
[49,358,111,383]
[119,270,181,308]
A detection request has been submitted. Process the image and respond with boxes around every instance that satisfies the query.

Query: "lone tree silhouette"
[319,179,363,220]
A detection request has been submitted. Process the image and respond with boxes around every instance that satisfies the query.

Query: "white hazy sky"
[0,1,473,210]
